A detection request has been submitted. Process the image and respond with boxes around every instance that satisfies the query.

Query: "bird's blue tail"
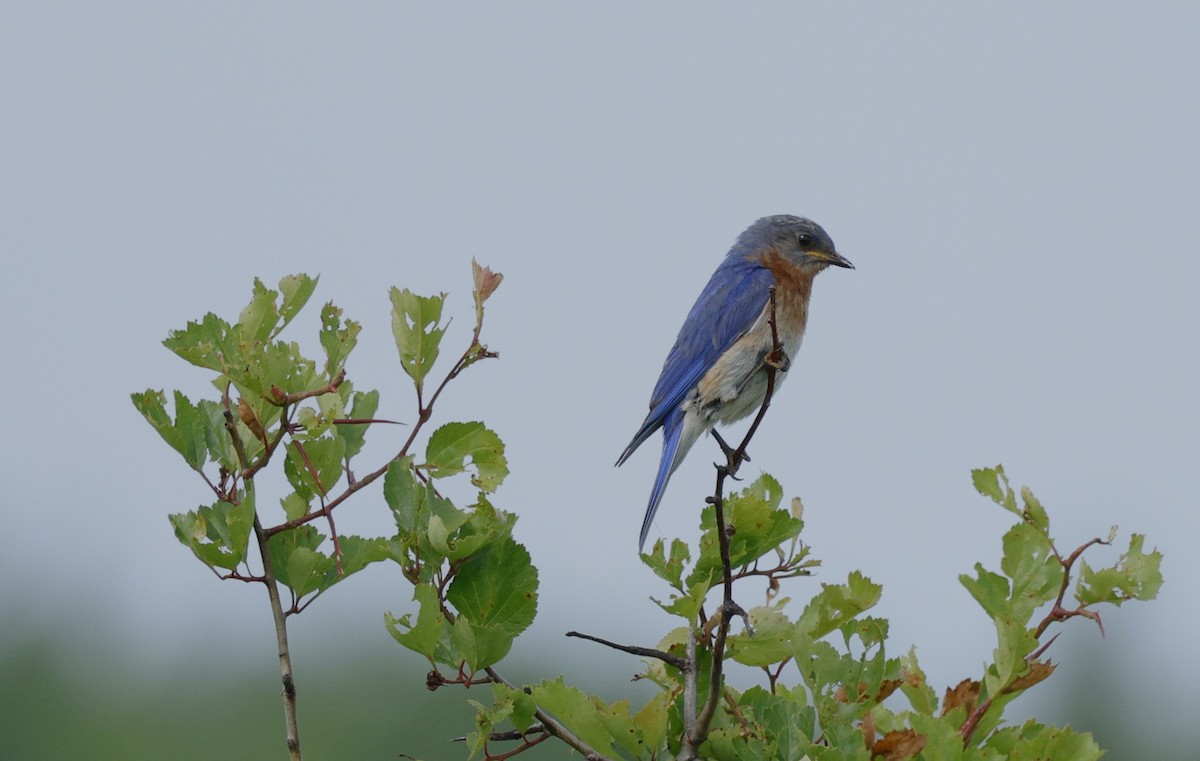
[640,410,685,551]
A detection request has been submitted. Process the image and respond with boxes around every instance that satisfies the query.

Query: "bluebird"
[617,215,853,549]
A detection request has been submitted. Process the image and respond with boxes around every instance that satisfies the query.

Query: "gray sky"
[2,1,1196,750]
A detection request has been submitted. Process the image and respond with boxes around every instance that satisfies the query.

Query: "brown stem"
[566,631,687,669]
[269,369,345,406]
[254,513,303,760]
[678,286,782,760]
[222,384,303,759]
[265,331,496,538]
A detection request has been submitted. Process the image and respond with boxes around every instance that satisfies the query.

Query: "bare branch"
[566,630,687,669]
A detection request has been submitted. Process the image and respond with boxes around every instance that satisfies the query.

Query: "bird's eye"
[797,233,813,247]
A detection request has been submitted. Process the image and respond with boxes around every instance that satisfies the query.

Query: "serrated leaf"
[1020,485,1050,531]
[280,492,309,521]
[132,390,207,471]
[529,678,619,759]
[390,287,446,389]
[168,486,256,570]
[641,537,690,590]
[728,605,794,666]
[446,536,537,638]
[386,583,446,664]
[423,421,509,492]
[238,277,280,343]
[383,458,420,533]
[899,647,938,716]
[687,473,800,589]
[632,690,671,754]
[451,614,514,672]
[338,389,379,460]
[984,720,1102,761]
[319,301,360,378]
[1000,523,1061,620]
[972,466,1004,504]
[197,399,237,470]
[285,437,346,497]
[1076,533,1163,605]
[164,312,237,373]
[269,526,332,596]
[278,274,318,334]
[960,564,1010,619]
[796,571,882,639]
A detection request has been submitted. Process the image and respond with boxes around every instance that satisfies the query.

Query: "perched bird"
[617,215,853,549]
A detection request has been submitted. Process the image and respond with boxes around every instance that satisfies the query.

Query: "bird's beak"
[825,251,855,269]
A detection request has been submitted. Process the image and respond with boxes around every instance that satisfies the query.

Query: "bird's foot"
[765,348,791,373]
[711,429,747,477]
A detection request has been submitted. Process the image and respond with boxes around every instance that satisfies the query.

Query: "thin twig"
[264,335,497,538]
[269,369,345,406]
[566,631,687,669]
[483,666,615,761]
[678,286,783,760]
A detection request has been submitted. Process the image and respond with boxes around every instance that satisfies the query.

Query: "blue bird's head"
[738,215,854,272]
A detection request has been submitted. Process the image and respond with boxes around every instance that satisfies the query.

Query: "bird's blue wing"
[617,256,773,462]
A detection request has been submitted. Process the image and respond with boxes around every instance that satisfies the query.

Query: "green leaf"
[972,466,1004,504]
[632,690,671,755]
[336,535,389,578]
[528,677,619,759]
[960,564,1011,619]
[972,465,1020,517]
[197,399,237,470]
[984,720,1102,761]
[338,388,379,460]
[277,274,318,335]
[390,287,446,389]
[796,571,882,639]
[269,525,332,596]
[1020,485,1050,532]
[899,647,938,716]
[687,473,801,588]
[1076,533,1163,606]
[451,614,514,672]
[238,277,280,343]
[641,538,690,590]
[446,536,538,638]
[284,437,346,497]
[728,605,794,667]
[386,583,447,664]
[163,312,237,373]
[168,486,256,570]
[319,301,360,378]
[1000,523,1061,621]
[280,492,309,521]
[657,569,713,620]
[988,619,1038,698]
[132,390,207,471]
[423,421,509,492]
[383,458,420,534]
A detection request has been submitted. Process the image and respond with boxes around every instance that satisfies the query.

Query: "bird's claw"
[765,349,791,373]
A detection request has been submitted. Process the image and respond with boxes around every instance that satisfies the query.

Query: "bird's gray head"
[737,215,855,272]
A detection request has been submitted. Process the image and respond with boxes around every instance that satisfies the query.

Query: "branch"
[960,535,1111,745]
[566,630,687,669]
[483,666,615,761]
[254,513,304,760]
[222,383,303,760]
[678,286,783,760]
[264,328,497,538]
[269,369,345,406]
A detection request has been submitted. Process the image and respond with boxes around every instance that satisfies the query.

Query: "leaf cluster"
[135,269,1162,761]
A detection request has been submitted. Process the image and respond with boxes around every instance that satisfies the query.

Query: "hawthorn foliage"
[135,268,1161,761]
